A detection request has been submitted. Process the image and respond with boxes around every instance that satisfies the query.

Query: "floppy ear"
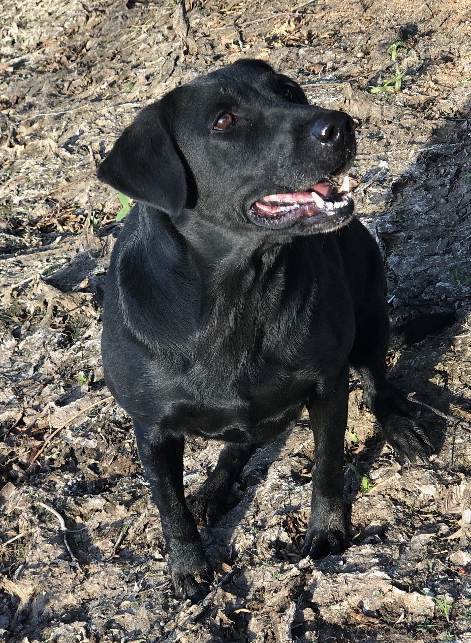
[97,104,187,216]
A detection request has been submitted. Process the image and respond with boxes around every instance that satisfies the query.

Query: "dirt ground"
[1,0,471,641]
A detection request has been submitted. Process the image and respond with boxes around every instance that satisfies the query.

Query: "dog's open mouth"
[248,175,355,231]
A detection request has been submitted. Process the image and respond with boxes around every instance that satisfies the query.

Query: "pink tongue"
[311,182,332,198]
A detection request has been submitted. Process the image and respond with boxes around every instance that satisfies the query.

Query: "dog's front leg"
[133,420,213,601]
[303,365,349,559]
[189,442,256,526]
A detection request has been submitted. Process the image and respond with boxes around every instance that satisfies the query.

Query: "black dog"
[98,59,437,600]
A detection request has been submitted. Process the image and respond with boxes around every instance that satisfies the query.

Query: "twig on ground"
[37,501,81,568]
[407,393,471,431]
[236,11,309,28]
[113,521,133,553]
[48,170,96,195]
[0,533,24,548]
[30,396,114,464]
[22,104,95,119]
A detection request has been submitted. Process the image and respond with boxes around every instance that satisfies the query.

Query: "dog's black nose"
[311,112,354,143]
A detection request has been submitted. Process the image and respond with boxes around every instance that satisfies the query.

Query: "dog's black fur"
[98,59,443,601]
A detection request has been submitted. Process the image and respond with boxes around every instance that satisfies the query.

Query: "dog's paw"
[302,526,349,559]
[382,413,433,463]
[374,390,436,462]
[169,541,214,602]
[172,569,212,602]
[302,506,349,559]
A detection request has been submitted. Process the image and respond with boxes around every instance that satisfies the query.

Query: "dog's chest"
[157,297,351,440]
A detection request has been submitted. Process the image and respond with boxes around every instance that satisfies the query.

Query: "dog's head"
[98,59,356,236]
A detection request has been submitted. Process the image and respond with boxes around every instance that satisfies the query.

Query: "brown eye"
[283,87,294,101]
[213,113,235,131]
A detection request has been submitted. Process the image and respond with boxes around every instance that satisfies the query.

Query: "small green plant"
[370,65,405,93]
[450,264,471,286]
[348,430,359,444]
[431,595,451,622]
[66,313,89,340]
[116,193,132,221]
[123,82,134,93]
[130,20,152,32]
[119,524,130,538]
[388,40,407,61]
[415,623,439,633]
[360,475,374,494]
[15,543,27,561]
[348,463,374,494]
[379,610,396,624]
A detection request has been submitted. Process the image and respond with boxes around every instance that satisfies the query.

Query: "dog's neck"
[141,203,286,290]
[117,203,319,350]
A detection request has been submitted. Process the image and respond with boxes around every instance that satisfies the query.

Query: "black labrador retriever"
[98,59,437,600]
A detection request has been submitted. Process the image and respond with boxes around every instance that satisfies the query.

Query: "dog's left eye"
[282,86,295,102]
[213,113,235,131]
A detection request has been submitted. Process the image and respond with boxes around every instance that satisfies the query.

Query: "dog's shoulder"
[105,203,199,349]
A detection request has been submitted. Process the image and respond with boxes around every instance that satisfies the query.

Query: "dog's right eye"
[213,113,235,131]
[282,87,294,101]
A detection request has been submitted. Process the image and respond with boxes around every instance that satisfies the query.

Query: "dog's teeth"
[310,191,326,208]
[340,175,350,193]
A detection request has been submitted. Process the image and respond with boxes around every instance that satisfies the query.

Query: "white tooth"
[310,191,326,208]
[340,175,350,192]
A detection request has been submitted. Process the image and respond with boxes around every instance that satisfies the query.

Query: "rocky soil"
[1,0,471,641]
